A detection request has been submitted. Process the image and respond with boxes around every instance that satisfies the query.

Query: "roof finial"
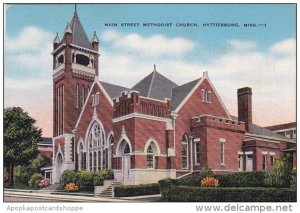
[91,31,99,43]
[74,4,78,17]
[154,64,157,72]
[53,32,60,43]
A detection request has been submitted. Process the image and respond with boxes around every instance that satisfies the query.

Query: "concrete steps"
[95,181,121,197]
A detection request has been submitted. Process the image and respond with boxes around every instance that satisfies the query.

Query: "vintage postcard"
[3,2,297,210]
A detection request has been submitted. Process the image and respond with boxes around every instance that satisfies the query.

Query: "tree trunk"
[9,162,14,186]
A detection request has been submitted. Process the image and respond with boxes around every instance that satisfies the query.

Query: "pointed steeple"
[64,22,72,34]
[53,33,60,44]
[91,31,99,43]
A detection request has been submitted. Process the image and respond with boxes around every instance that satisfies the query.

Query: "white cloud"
[102,30,121,41]
[5,26,54,52]
[100,36,296,126]
[228,39,257,50]
[5,78,51,90]
[5,26,53,71]
[5,26,54,136]
[101,30,195,56]
[270,38,296,55]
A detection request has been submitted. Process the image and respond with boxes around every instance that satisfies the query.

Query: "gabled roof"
[171,78,201,110]
[100,81,130,99]
[230,115,288,140]
[60,12,94,50]
[131,70,178,101]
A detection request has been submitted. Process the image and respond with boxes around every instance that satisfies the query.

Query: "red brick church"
[51,10,296,184]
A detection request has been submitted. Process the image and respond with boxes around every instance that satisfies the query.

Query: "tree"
[264,153,293,188]
[4,107,42,186]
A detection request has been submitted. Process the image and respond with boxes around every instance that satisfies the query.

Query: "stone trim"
[113,112,172,123]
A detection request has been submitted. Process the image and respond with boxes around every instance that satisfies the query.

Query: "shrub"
[93,169,114,186]
[200,177,219,187]
[60,170,109,192]
[28,173,43,189]
[177,165,214,186]
[96,169,114,180]
[64,183,79,192]
[114,183,160,197]
[30,155,46,173]
[162,186,296,202]
[39,178,50,188]
[60,170,78,188]
[93,175,104,186]
[14,165,31,184]
[200,165,214,177]
[75,170,94,191]
[264,153,293,188]
[290,167,296,189]
[215,171,266,187]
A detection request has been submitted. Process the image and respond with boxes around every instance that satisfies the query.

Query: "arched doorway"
[119,139,131,181]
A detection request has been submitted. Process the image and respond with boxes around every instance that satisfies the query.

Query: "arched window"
[181,134,189,169]
[109,135,114,169]
[78,142,86,170]
[124,143,130,154]
[87,121,108,172]
[76,54,89,66]
[147,142,158,169]
[58,54,64,65]
[57,152,63,164]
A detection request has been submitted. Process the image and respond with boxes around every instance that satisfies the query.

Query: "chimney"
[237,87,252,132]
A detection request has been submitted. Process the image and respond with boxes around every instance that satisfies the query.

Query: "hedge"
[161,186,296,202]
[114,183,160,197]
[215,171,266,187]
[60,169,114,192]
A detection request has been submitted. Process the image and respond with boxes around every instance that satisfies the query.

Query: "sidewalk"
[117,194,162,202]
[4,189,161,202]
[4,190,126,202]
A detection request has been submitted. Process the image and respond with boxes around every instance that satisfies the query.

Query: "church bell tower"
[51,7,100,183]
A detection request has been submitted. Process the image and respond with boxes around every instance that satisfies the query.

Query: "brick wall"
[74,82,114,152]
[174,78,231,170]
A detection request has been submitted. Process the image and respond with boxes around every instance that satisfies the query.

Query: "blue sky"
[4,4,296,136]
